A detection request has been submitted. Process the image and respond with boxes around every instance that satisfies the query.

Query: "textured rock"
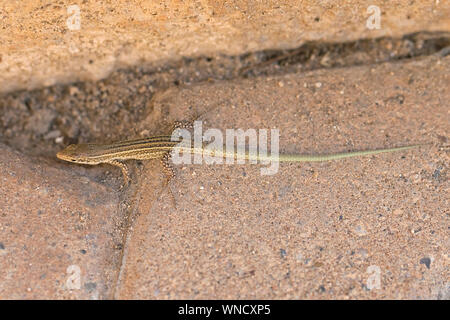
[0,144,122,299]
[114,56,449,299]
[1,0,449,93]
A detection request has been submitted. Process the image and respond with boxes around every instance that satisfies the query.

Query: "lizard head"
[56,143,99,165]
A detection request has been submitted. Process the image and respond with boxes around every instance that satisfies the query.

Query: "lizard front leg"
[161,152,177,207]
[107,159,130,186]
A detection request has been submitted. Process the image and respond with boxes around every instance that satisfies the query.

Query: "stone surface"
[1,0,449,93]
[113,55,449,299]
[0,0,449,298]
[0,144,123,299]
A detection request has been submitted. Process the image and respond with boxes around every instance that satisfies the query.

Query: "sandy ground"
[0,35,448,299]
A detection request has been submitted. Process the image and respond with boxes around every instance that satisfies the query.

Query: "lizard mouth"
[56,146,82,162]
[56,151,74,162]
[57,144,82,162]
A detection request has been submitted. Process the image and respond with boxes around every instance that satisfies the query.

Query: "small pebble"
[420,257,431,269]
[44,130,61,140]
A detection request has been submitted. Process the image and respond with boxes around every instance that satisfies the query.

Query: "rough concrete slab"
[0,144,123,299]
[1,0,449,93]
[114,56,449,299]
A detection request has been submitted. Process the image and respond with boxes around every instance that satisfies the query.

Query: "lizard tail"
[276,144,424,162]
[185,144,425,162]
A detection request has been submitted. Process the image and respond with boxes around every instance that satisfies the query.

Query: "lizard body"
[57,134,422,184]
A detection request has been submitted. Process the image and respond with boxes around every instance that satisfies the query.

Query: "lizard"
[56,122,423,185]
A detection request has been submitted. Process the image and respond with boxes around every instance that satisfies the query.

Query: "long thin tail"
[276,144,423,162]
[182,144,424,162]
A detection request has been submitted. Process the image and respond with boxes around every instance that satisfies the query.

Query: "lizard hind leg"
[161,152,175,179]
